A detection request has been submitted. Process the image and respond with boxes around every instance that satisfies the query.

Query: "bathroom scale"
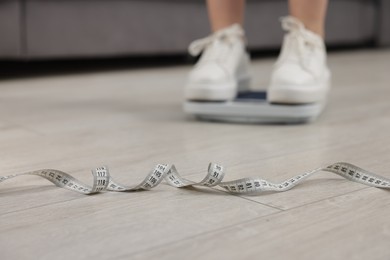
[184,91,325,124]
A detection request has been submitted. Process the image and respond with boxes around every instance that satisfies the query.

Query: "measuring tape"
[0,162,389,195]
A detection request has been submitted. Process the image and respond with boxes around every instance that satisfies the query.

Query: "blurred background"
[0,0,389,71]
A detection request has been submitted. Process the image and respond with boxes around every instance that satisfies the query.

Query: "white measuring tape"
[0,162,389,195]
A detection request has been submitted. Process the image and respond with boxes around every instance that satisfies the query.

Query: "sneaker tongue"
[188,24,245,56]
[214,24,245,39]
[282,16,323,47]
[281,16,304,32]
[201,39,230,62]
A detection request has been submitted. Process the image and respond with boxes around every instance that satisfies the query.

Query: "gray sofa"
[1,0,389,60]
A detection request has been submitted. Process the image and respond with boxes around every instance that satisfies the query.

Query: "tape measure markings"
[0,162,389,195]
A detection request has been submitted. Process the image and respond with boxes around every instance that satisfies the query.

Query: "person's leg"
[288,0,328,37]
[207,0,246,32]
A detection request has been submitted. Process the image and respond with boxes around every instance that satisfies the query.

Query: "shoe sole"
[185,76,251,101]
[267,80,330,104]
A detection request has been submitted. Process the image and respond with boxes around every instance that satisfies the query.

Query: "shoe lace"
[188,24,245,59]
[277,16,323,72]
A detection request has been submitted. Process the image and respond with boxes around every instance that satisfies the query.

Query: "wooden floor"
[1,49,390,260]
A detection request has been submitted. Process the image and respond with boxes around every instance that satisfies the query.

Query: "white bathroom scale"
[184,91,325,124]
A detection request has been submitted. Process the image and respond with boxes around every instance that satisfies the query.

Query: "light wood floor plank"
[131,188,390,260]
[0,184,279,260]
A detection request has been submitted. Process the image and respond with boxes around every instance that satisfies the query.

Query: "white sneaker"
[268,16,331,104]
[185,24,251,101]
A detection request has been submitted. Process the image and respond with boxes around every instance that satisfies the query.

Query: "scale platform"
[184,91,325,124]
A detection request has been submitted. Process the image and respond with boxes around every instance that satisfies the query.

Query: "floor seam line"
[277,186,370,212]
[0,196,87,216]
[128,209,283,258]
[128,186,372,257]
